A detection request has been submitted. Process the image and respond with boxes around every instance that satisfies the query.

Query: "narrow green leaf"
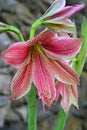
[73,17,87,75]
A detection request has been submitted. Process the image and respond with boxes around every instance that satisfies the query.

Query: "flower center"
[30,43,43,55]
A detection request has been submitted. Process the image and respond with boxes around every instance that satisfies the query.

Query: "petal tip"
[73,4,85,12]
[74,74,80,85]
[1,50,9,64]
[1,51,6,59]
[77,3,85,9]
[12,93,22,100]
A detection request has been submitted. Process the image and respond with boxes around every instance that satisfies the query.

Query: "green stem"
[7,26,24,41]
[54,17,87,130]
[28,19,43,130]
[30,18,43,39]
[54,109,69,130]
[0,24,24,41]
[28,83,36,130]
[73,17,87,75]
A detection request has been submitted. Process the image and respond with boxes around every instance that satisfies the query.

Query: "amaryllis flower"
[56,82,78,112]
[41,0,84,33]
[2,29,82,107]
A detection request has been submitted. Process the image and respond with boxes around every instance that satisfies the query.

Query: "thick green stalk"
[54,17,87,130]
[28,19,43,130]
[54,109,69,130]
[7,26,24,41]
[73,17,87,75]
[28,83,36,130]
[30,19,43,39]
[0,24,24,41]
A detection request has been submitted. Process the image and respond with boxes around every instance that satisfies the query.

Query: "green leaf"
[73,17,87,76]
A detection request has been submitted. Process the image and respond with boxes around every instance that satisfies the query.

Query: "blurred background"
[0,0,87,130]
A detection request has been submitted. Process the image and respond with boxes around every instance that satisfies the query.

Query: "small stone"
[37,100,52,123]
[0,34,11,53]
[0,74,11,94]
[5,109,21,123]
[0,67,9,75]
[15,106,27,123]
[0,96,10,127]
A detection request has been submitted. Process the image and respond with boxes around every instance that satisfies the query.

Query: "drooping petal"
[36,49,79,85]
[11,59,33,99]
[48,4,85,20]
[42,0,66,18]
[70,85,78,108]
[46,58,79,85]
[2,42,30,67]
[56,82,78,111]
[57,82,71,112]
[32,49,56,105]
[42,37,83,59]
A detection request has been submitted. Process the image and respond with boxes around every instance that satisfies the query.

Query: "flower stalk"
[28,83,36,130]
[30,19,43,39]
[73,17,87,75]
[54,109,69,130]
[0,23,24,41]
[7,26,24,41]
[27,19,42,130]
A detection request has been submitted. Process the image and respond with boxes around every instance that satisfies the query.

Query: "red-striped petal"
[30,29,57,45]
[42,37,83,59]
[32,50,56,106]
[11,60,33,99]
[56,82,71,112]
[48,4,85,20]
[2,42,30,67]
[46,58,79,85]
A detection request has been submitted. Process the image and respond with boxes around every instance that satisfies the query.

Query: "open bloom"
[41,0,84,33]
[2,29,82,109]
